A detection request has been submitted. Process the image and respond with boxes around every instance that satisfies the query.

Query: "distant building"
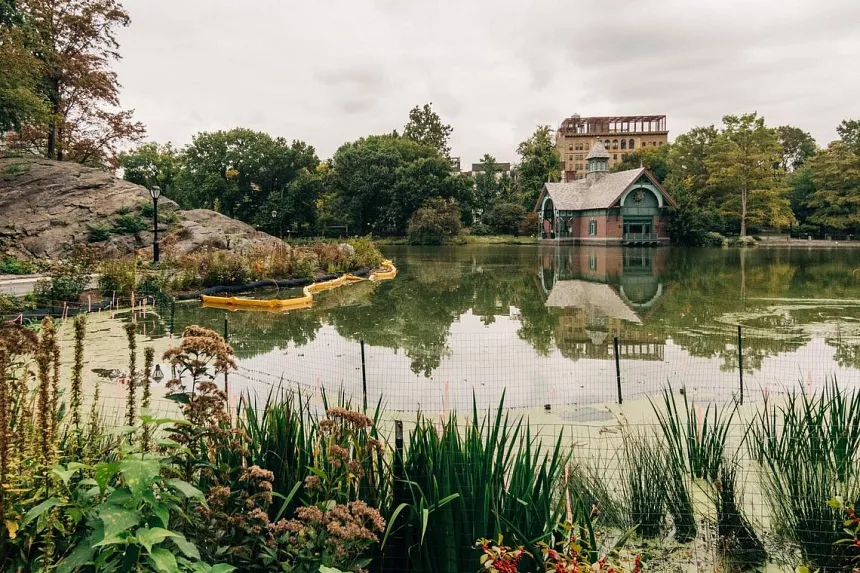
[534,140,675,245]
[462,161,514,180]
[450,157,461,172]
[556,114,668,182]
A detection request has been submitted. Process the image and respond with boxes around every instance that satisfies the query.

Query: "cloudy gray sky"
[117,0,860,165]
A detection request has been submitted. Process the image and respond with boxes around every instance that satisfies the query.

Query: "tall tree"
[328,134,470,235]
[837,119,860,154]
[515,125,561,209]
[612,144,671,182]
[474,153,501,214]
[119,142,182,192]
[8,0,144,166]
[0,0,46,132]
[805,141,860,233]
[403,102,453,158]
[777,125,817,171]
[706,113,792,236]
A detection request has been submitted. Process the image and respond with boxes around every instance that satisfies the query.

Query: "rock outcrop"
[0,158,280,259]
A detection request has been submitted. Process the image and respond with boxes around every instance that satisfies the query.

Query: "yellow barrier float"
[201,259,396,312]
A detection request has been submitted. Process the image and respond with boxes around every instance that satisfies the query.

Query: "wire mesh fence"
[15,300,860,571]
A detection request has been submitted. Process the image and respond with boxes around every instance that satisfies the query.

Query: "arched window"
[620,139,627,150]
[629,139,635,149]
[604,140,610,149]
[589,219,597,235]
[612,139,619,149]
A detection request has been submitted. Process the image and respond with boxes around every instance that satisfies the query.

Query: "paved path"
[0,274,98,296]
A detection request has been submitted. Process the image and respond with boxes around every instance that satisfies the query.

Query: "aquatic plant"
[124,320,137,427]
[715,462,767,571]
[622,433,666,539]
[652,385,736,481]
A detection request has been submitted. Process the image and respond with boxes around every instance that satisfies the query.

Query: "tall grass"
[622,434,666,539]
[750,381,860,571]
[397,394,568,573]
[652,386,736,481]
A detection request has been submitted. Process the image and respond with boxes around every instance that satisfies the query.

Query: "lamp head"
[150,185,161,200]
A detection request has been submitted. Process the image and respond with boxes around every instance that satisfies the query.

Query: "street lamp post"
[271,209,278,239]
[149,185,161,263]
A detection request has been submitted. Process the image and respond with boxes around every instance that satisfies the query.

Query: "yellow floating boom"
[201,259,396,312]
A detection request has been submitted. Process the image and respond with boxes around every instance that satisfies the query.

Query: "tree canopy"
[403,102,453,158]
[5,0,144,166]
[515,125,561,209]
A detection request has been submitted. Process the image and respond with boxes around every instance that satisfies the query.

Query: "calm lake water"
[162,245,860,412]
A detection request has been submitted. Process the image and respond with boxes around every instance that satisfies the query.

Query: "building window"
[604,139,610,149]
[588,254,597,270]
[568,154,573,162]
[585,143,590,150]
[589,219,597,235]
[613,154,618,161]
[621,139,627,150]
[575,163,582,170]
[612,139,618,149]
[575,154,583,160]
[568,144,573,151]
[629,139,635,149]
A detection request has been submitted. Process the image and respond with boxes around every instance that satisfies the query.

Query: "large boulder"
[0,158,280,259]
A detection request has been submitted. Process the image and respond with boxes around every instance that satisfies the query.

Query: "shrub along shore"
[0,315,858,572]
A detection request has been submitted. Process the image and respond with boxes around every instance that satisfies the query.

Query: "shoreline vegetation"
[0,318,858,572]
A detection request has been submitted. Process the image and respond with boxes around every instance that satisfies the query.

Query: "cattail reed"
[141,346,154,451]
[124,321,137,427]
[69,315,86,450]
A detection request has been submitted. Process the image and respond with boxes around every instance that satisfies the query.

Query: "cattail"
[124,321,137,428]
[70,315,86,452]
[141,346,154,451]
[50,322,60,440]
[0,349,9,498]
[36,318,55,470]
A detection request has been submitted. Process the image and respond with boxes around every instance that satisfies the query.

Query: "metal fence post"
[389,420,406,572]
[169,297,175,336]
[614,336,622,405]
[737,325,744,405]
[360,339,368,413]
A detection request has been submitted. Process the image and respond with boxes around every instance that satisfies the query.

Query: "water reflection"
[155,245,860,410]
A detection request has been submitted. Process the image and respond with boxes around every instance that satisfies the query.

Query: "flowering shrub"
[478,522,643,573]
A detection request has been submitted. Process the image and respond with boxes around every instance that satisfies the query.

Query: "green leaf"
[22,497,60,527]
[95,504,141,543]
[56,544,95,573]
[136,526,173,553]
[209,565,236,573]
[52,464,79,487]
[167,478,204,500]
[152,502,170,529]
[381,503,409,549]
[94,461,121,492]
[120,457,161,498]
[169,531,201,560]
[148,547,179,573]
[319,567,345,573]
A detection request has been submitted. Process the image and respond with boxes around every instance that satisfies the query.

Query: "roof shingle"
[543,168,645,211]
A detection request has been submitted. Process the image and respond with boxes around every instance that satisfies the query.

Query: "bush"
[113,214,149,234]
[519,212,539,236]
[347,235,383,269]
[98,257,139,295]
[0,255,37,275]
[470,223,492,236]
[484,202,527,235]
[407,197,462,245]
[115,205,133,215]
[33,257,91,303]
[702,231,728,247]
[87,225,112,243]
[140,201,154,218]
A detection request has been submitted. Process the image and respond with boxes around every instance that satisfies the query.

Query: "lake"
[162,245,860,413]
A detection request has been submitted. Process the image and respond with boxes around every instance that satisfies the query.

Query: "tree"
[474,153,503,214]
[403,102,453,158]
[483,203,527,235]
[515,125,561,209]
[8,0,144,166]
[173,129,320,231]
[706,113,792,236]
[0,0,46,132]
[805,141,860,233]
[406,197,462,244]
[777,125,817,171]
[612,145,671,182]
[119,142,182,193]
[837,119,860,154]
[328,134,470,235]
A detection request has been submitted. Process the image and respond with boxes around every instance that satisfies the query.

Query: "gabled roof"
[545,280,641,324]
[535,168,675,212]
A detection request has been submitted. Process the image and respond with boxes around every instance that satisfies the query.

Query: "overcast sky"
[116,0,860,165]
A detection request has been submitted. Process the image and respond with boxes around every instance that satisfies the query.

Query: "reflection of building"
[556,114,669,181]
[535,140,675,245]
[540,247,667,360]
